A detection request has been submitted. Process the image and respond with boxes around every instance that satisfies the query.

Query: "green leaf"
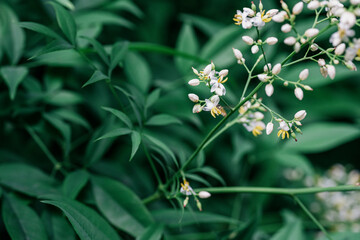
[136,224,164,240]
[0,66,28,100]
[189,166,226,186]
[152,209,240,227]
[42,197,121,240]
[34,49,86,67]
[270,211,305,240]
[145,89,161,110]
[130,131,141,161]
[124,52,152,93]
[42,210,76,240]
[62,170,89,199]
[0,163,59,197]
[19,22,63,40]
[101,106,133,129]
[175,23,198,74]
[54,0,75,11]
[2,194,48,240]
[146,114,182,126]
[81,36,109,65]
[45,90,83,106]
[185,173,211,187]
[75,11,134,29]
[29,39,73,60]
[284,123,360,153]
[49,2,77,45]
[318,232,360,240]
[273,151,314,176]
[104,1,143,18]
[95,128,132,141]
[110,41,129,73]
[52,109,91,130]
[144,134,178,167]
[179,14,224,36]
[91,176,153,237]
[82,70,109,88]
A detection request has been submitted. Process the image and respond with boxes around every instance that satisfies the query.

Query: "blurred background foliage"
[0,0,359,239]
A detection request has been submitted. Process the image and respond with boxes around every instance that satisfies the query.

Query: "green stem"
[203,119,238,150]
[293,195,333,240]
[142,191,161,205]
[142,142,163,185]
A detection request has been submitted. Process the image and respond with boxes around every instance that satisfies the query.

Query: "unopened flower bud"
[303,85,313,91]
[192,104,202,113]
[299,69,309,80]
[198,191,211,199]
[264,63,272,72]
[294,87,304,100]
[188,79,200,86]
[292,2,304,15]
[281,24,292,33]
[310,44,318,51]
[265,83,274,97]
[211,61,215,70]
[219,69,228,77]
[334,59,339,64]
[242,36,254,45]
[284,36,297,46]
[305,28,319,38]
[294,42,301,52]
[284,81,289,86]
[203,64,212,75]
[267,9,279,17]
[233,48,243,60]
[273,13,285,22]
[258,73,270,82]
[281,0,289,11]
[291,132,297,141]
[272,63,282,75]
[196,199,202,211]
[266,122,274,135]
[294,110,307,121]
[308,0,320,10]
[183,196,189,207]
[251,1,257,11]
[327,65,336,79]
[345,61,357,71]
[192,67,199,75]
[296,128,302,134]
[251,45,259,54]
[259,0,264,11]
[320,67,328,78]
[318,58,326,66]
[266,37,278,45]
[335,43,346,55]
[188,93,199,102]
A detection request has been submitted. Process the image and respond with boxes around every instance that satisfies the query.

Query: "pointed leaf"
[146,114,182,126]
[42,197,121,240]
[75,11,134,29]
[130,131,141,161]
[124,52,151,93]
[110,41,129,73]
[82,70,109,88]
[145,89,161,110]
[95,128,132,141]
[175,23,198,74]
[0,163,59,197]
[0,66,28,100]
[101,106,133,128]
[62,170,89,199]
[2,194,48,240]
[34,49,86,67]
[29,39,73,60]
[136,224,164,240]
[81,36,109,65]
[49,2,77,45]
[91,176,153,237]
[52,109,91,130]
[54,0,75,10]
[144,134,178,167]
[104,1,143,18]
[19,22,63,40]
[42,211,76,240]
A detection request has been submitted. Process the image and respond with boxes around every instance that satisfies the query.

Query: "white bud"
[266,122,274,135]
[192,67,199,75]
[308,1,320,10]
[299,69,309,80]
[351,0,360,5]
[304,28,319,38]
[294,87,304,100]
[293,2,304,15]
[219,69,229,77]
[327,65,336,79]
[264,63,272,72]
[303,85,313,91]
[310,44,318,51]
[188,93,199,102]
[355,8,360,17]
[335,43,346,55]
[334,59,339,64]
[300,37,306,44]
[294,110,307,121]
[198,191,211,199]
[188,79,200,86]
[281,24,292,33]
[318,58,326,66]
[254,112,264,120]
[183,197,189,207]
[281,1,289,11]
[192,104,202,113]
[272,13,285,22]
[267,9,279,17]
[345,61,357,71]
[284,81,289,87]
[251,45,259,54]
[294,42,301,53]
[258,73,270,82]
[272,63,282,75]
[284,36,297,46]
[265,83,274,97]
[233,48,243,60]
[242,36,254,45]
[266,37,278,45]
[320,67,328,78]
[203,64,212,75]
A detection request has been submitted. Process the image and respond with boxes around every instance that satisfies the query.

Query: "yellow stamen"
[210,106,222,118]
[339,29,345,39]
[261,10,272,23]
[252,126,263,137]
[357,48,360,57]
[220,77,228,84]
[277,130,289,139]
[239,106,246,115]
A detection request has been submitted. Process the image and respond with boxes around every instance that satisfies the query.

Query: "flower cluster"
[180,179,211,211]
[188,63,229,118]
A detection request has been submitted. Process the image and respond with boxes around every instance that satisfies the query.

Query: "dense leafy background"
[0,0,359,239]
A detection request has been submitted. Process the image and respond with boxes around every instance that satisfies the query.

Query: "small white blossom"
[318,58,326,66]
[219,69,229,77]
[192,67,199,75]
[192,104,203,113]
[203,95,222,118]
[299,69,309,80]
[277,120,291,139]
[294,87,304,100]
[292,2,304,15]
[266,122,274,135]
[281,24,292,33]
[188,93,199,102]
[198,191,211,199]
[242,36,254,45]
[284,36,297,46]
[203,64,212,75]
[258,73,270,82]
[327,65,336,79]
[351,0,360,4]
[345,61,357,71]
[339,11,356,29]
[188,79,200,86]
[272,63,282,75]
[251,45,259,54]
[265,83,274,97]
[233,8,255,29]
[305,28,319,38]
[266,37,278,45]
[294,110,307,121]
[243,121,266,137]
[330,28,355,47]
[310,43,319,51]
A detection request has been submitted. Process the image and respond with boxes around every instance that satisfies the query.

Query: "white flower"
[281,24,292,33]
[203,64,212,75]
[219,69,229,77]
[318,58,326,66]
[265,83,274,97]
[284,36,297,46]
[180,179,195,196]
[254,111,264,120]
[266,122,274,135]
[294,87,304,100]
[242,36,254,45]
[292,2,304,15]
[327,65,336,79]
[299,69,309,80]
[277,120,291,139]
[266,37,278,45]
[209,72,227,96]
[294,110,307,121]
[258,73,270,82]
[188,79,200,86]
[233,48,243,60]
[272,63,282,75]
[308,1,320,10]
[335,43,346,55]
[203,95,221,118]
[251,45,259,54]
[233,8,255,29]
[243,121,266,137]
[351,0,360,4]
[344,38,360,61]
[339,11,356,29]
[188,93,199,102]
[198,191,211,199]
[272,11,287,22]
[192,104,202,113]
[330,28,355,47]
[305,28,319,38]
